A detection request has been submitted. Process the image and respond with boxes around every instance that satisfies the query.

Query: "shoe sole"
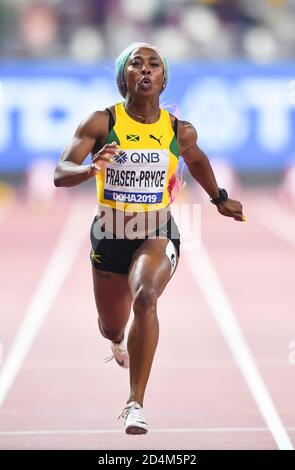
[125,425,148,435]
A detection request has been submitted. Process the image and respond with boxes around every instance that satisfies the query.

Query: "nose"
[141,63,151,75]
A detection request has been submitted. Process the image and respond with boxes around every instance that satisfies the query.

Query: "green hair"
[115,42,168,98]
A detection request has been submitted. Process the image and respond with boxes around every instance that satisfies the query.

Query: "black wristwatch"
[210,188,228,205]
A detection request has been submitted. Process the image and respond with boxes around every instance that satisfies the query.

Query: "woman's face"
[124,47,165,98]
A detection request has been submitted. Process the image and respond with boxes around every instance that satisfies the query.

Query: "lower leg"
[92,267,132,345]
[127,294,159,406]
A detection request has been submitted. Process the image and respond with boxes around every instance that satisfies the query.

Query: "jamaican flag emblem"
[127,134,140,142]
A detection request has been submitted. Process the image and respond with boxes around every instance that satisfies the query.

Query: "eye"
[151,63,160,67]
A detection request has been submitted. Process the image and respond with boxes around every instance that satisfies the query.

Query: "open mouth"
[139,77,152,89]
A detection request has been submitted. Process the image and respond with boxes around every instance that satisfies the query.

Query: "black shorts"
[90,215,180,274]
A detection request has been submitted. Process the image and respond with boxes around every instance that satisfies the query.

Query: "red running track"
[0,188,294,450]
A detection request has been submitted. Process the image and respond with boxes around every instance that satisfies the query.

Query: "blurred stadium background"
[1,0,295,451]
[0,0,295,188]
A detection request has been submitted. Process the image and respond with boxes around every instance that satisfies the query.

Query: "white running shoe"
[104,338,129,369]
[119,401,148,435]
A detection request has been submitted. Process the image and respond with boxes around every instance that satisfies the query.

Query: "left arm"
[177,120,245,222]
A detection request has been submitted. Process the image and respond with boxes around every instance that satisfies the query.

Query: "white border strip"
[0,201,89,407]
[183,247,293,450]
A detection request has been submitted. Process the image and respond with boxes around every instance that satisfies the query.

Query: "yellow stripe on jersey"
[95,102,180,212]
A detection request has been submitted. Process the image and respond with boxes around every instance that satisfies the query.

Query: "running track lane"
[0,189,294,449]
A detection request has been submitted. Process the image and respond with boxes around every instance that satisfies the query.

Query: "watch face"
[220,189,228,201]
[210,188,228,204]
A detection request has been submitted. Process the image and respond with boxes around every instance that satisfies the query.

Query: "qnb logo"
[114,150,128,164]
[130,152,160,163]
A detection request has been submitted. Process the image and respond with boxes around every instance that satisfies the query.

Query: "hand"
[216,198,246,222]
[88,141,118,176]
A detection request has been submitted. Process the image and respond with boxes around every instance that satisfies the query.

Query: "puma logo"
[149,134,163,145]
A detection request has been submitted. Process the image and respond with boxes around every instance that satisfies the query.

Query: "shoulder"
[177,120,197,142]
[168,114,197,140]
[75,108,113,140]
[167,114,198,153]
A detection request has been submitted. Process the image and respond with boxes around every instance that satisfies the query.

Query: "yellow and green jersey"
[95,102,180,212]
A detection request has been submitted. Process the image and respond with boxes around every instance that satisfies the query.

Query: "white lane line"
[256,197,295,245]
[1,427,295,436]
[0,201,90,407]
[183,247,293,451]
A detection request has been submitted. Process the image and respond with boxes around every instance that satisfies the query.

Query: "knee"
[97,317,124,342]
[133,285,157,317]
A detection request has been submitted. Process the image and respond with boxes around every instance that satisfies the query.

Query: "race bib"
[103,149,169,204]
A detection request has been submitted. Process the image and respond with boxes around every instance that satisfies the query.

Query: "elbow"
[53,168,62,187]
[187,160,199,172]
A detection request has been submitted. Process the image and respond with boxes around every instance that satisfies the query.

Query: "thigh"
[92,266,132,331]
[128,238,179,298]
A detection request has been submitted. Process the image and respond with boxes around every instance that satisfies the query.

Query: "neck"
[124,96,160,123]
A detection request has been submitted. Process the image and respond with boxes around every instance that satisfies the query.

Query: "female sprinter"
[54,43,245,435]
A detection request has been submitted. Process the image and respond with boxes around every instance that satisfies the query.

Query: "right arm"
[178,119,245,221]
[54,110,116,187]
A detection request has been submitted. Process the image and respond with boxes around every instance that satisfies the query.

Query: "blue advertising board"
[0,62,294,171]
